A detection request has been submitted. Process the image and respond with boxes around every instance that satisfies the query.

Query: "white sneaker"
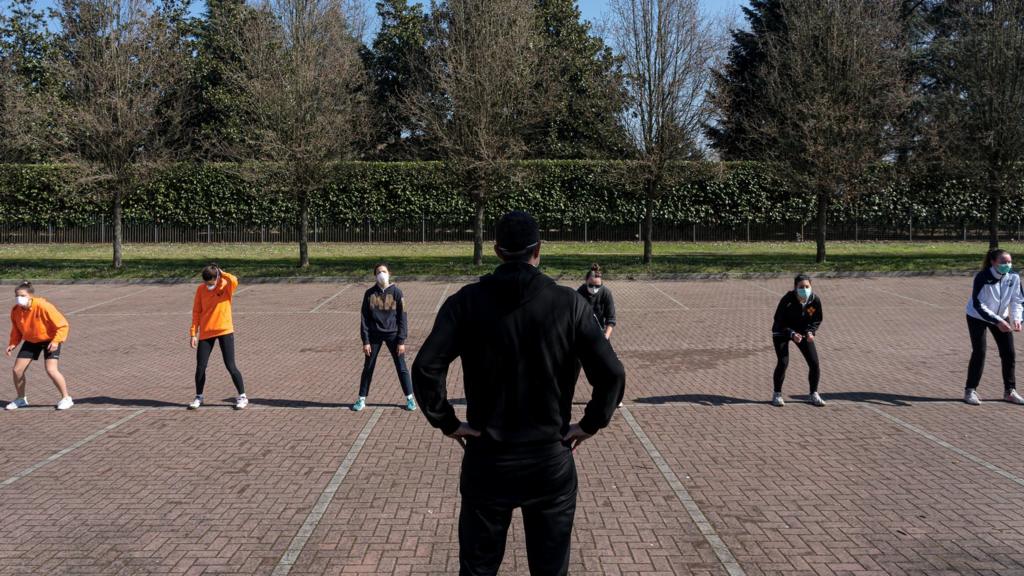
[5,397,28,410]
[55,396,74,411]
[1005,390,1024,405]
[965,389,982,406]
[234,394,248,410]
[808,392,826,407]
[771,392,785,407]
[188,395,203,410]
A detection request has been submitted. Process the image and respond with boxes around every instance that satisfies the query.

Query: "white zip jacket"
[966,267,1023,325]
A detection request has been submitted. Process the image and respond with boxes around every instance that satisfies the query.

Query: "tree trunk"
[472,193,485,267]
[815,188,828,264]
[298,190,310,268]
[642,179,655,265]
[988,181,1001,249]
[112,188,123,270]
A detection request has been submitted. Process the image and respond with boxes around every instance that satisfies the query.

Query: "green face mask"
[998,263,1013,275]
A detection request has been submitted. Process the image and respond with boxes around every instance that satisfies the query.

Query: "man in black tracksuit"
[412,211,626,576]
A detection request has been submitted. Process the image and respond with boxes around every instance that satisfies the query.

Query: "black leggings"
[773,335,820,394]
[966,315,1016,392]
[359,336,413,397]
[195,334,245,396]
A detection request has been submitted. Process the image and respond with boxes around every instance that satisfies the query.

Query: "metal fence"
[3,218,1024,244]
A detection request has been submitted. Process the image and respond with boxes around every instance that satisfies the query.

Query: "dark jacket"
[772,291,823,338]
[412,262,626,442]
[360,284,407,344]
[577,285,617,329]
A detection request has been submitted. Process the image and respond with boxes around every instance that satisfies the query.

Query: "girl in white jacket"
[964,248,1024,405]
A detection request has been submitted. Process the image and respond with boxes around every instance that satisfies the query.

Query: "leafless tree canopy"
[226,0,369,266]
[609,0,719,165]
[733,0,911,262]
[406,0,545,264]
[60,0,187,180]
[607,0,721,263]
[231,0,368,173]
[923,0,1024,246]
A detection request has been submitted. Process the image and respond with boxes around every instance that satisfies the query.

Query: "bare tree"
[56,0,188,269]
[226,0,369,268]
[730,0,911,263]
[922,0,1024,248]
[608,0,720,264]
[407,0,545,266]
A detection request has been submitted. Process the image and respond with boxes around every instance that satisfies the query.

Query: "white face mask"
[15,295,30,307]
[587,285,600,295]
[206,283,217,291]
[376,272,389,286]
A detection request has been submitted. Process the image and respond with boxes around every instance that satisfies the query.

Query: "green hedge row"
[0,161,1021,228]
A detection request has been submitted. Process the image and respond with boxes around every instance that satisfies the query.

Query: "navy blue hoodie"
[360,284,407,344]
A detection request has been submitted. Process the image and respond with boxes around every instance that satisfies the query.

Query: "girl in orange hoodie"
[6,281,73,410]
[188,264,247,410]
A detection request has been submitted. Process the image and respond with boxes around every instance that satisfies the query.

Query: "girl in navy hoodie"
[353,264,416,412]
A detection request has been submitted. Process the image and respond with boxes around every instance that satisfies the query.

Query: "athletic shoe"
[771,392,785,407]
[352,398,365,412]
[1005,390,1024,405]
[235,394,248,410]
[5,397,28,410]
[965,389,982,406]
[808,392,826,407]
[618,402,624,408]
[405,397,417,412]
[188,395,203,410]
[55,396,74,411]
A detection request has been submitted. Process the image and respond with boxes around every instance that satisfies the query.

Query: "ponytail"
[984,249,1009,271]
[586,263,602,281]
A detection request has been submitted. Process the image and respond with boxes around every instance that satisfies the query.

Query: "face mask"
[376,272,389,286]
[998,263,1013,275]
[587,285,600,295]
[15,296,30,307]
[206,283,217,291]
[797,287,812,300]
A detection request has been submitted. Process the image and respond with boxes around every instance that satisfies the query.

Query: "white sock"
[406,394,414,400]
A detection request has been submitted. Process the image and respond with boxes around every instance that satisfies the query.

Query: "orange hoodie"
[9,297,70,347]
[190,272,239,340]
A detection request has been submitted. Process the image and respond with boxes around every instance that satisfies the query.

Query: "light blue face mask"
[998,263,1013,275]
[797,287,812,300]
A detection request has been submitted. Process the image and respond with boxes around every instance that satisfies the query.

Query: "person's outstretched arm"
[573,303,626,437]
[411,295,462,436]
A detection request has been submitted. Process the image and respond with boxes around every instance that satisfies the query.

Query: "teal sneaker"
[352,398,366,412]
[405,397,417,412]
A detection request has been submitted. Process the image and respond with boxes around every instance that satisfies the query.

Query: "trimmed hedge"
[0,160,1021,229]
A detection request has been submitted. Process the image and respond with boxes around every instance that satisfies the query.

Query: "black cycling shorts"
[17,341,61,361]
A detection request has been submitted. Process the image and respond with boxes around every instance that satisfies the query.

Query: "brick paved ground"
[2,275,1024,575]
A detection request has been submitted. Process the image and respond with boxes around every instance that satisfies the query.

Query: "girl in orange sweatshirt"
[6,281,73,410]
[189,264,247,410]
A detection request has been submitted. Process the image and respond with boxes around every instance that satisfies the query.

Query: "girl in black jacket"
[577,264,616,340]
[771,274,824,407]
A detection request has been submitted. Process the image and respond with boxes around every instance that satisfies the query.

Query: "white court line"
[863,404,1024,488]
[309,285,352,313]
[619,407,746,576]
[234,285,256,296]
[860,283,941,308]
[747,282,781,296]
[650,284,690,310]
[435,283,452,313]
[1,409,145,487]
[272,407,383,576]
[66,287,153,315]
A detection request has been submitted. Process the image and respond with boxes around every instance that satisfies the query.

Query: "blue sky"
[12,0,749,33]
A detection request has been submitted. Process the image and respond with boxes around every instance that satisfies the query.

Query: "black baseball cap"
[495,211,540,256]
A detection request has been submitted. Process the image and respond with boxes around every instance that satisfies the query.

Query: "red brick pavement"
[1,276,1022,575]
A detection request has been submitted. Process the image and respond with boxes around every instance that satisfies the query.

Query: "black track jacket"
[412,261,626,442]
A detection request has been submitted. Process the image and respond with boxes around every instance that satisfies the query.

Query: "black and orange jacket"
[772,291,823,338]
